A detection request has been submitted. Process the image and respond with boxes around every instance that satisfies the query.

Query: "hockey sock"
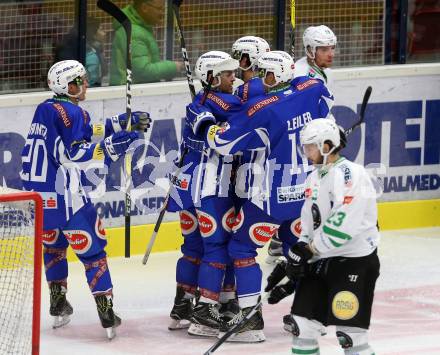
[234,258,262,308]
[83,254,113,295]
[43,247,68,284]
[176,255,201,296]
[198,261,226,302]
[220,263,236,303]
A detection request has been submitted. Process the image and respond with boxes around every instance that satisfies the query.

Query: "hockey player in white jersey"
[265,24,338,305]
[286,118,380,355]
[294,25,337,89]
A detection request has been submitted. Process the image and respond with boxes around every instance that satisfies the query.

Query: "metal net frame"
[0,189,43,355]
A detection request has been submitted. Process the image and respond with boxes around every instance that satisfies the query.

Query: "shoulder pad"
[241,81,250,101]
[206,92,231,111]
[295,79,320,91]
[247,95,279,117]
[337,162,353,186]
[80,108,89,124]
[52,103,72,128]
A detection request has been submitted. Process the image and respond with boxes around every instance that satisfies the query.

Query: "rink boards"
[0,63,439,259]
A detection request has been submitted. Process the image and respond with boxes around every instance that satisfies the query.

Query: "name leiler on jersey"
[287,112,312,131]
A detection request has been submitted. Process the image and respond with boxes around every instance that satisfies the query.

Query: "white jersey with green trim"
[299,157,380,258]
[294,56,333,93]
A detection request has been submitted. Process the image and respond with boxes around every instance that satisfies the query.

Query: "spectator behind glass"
[109,0,184,85]
[85,18,108,87]
[54,18,108,87]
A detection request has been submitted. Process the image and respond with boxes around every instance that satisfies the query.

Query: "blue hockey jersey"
[167,90,243,211]
[21,97,102,227]
[234,77,266,102]
[205,79,334,221]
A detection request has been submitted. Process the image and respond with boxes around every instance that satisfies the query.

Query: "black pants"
[292,249,380,329]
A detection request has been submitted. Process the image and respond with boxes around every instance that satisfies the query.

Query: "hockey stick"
[172,0,196,99]
[141,0,211,265]
[142,76,214,265]
[203,293,270,355]
[290,0,296,60]
[344,86,372,136]
[97,0,133,258]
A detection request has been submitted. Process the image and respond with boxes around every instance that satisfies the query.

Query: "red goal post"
[0,187,43,355]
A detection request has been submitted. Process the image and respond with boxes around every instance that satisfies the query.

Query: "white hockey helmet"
[257,50,294,88]
[300,118,341,158]
[194,51,239,87]
[47,60,87,96]
[303,25,337,59]
[231,36,270,71]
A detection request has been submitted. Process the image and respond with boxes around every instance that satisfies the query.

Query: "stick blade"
[360,86,373,116]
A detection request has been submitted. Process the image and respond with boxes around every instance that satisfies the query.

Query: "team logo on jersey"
[331,291,359,320]
[179,210,198,235]
[169,172,190,191]
[197,211,217,238]
[221,207,236,232]
[42,229,59,245]
[52,103,71,127]
[207,93,231,111]
[95,216,106,240]
[290,218,302,237]
[64,230,92,254]
[247,96,279,117]
[40,192,58,209]
[296,79,319,91]
[249,222,279,246]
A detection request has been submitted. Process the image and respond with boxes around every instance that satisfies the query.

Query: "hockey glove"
[100,131,139,162]
[105,111,151,135]
[186,103,216,136]
[183,134,205,152]
[286,242,313,280]
[267,280,296,304]
[265,260,287,292]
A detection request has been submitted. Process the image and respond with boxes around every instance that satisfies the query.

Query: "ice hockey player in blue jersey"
[167,51,242,335]
[232,36,270,102]
[186,50,334,342]
[20,60,151,339]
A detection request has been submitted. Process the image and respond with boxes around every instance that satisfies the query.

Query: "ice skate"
[265,235,283,264]
[218,304,265,343]
[283,313,294,333]
[95,294,121,340]
[283,314,326,335]
[169,287,193,330]
[188,302,222,337]
[49,283,73,329]
[219,298,240,322]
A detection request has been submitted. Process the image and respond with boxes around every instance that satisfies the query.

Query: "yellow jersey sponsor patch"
[92,144,105,160]
[332,291,359,320]
[207,125,222,141]
[92,124,105,136]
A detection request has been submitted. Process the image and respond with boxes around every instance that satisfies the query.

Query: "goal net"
[0,187,43,355]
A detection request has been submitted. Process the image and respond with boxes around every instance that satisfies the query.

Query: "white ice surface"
[39,228,440,355]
